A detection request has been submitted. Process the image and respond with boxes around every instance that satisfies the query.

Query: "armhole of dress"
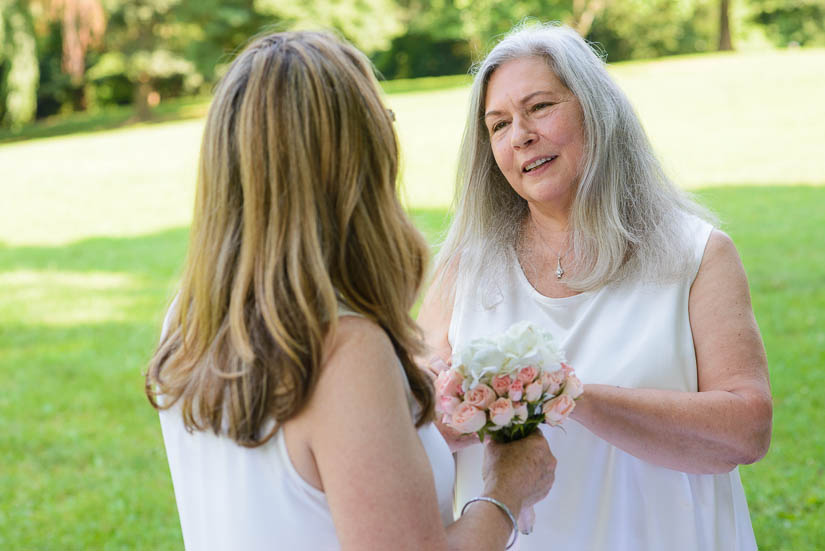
[689,218,716,285]
[275,427,327,500]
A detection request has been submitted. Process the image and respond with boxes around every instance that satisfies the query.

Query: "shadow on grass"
[0,207,454,277]
[0,227,190,277]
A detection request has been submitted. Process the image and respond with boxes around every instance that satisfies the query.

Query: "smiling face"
[484,56,586,218]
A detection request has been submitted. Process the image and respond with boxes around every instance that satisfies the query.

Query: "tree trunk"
[134,72,153,121]
[573,0,609,37]
[718,0,733,51]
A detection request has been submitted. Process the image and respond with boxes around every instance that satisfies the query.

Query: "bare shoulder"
[702,229,741,265]
[326,316,396,365]
[303,314,416,457]
[692,229,749,296]
[690,229,769,392]
[320,315,407,394]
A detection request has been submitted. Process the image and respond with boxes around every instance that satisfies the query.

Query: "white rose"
[452,321,565,388]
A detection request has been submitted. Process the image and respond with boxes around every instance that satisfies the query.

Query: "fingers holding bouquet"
[427,355,451,375]
[482,432,556,517]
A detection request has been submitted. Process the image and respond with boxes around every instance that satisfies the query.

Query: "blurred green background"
[2,1,824,549]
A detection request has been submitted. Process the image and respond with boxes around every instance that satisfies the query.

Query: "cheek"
[547,110,583,147]
[490,141,515,175]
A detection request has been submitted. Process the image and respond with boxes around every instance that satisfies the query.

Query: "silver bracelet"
[460,496,518,550]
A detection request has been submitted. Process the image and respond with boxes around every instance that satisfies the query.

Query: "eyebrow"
[483,90,555,120]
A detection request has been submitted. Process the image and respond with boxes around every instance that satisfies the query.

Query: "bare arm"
[302,317,551,551]
[417,272,480,452]
[417,268,456,367]
[570,230,772,473]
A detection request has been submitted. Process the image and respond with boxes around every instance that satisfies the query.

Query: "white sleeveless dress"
[449,215,757,551]
[158,307,455,550]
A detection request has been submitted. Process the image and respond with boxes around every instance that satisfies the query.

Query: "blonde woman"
[419,23,772,551]
[146,31,554,551]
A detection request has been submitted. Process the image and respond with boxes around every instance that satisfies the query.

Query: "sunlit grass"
[0,271,142,325]
[3,49,823,245]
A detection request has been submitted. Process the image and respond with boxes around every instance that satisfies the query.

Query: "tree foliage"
[587,0,717,61]
[749,0,825,47]
[1,0,39,128]
[255,0,403,53]
[3,0,825,128]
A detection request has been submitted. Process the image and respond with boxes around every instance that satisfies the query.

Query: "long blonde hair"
[435,22,714,299]
[146,31,433,447]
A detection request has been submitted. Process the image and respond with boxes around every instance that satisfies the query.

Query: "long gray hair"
[433,22,714,301]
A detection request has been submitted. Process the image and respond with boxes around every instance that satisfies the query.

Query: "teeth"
[525,156,555,172]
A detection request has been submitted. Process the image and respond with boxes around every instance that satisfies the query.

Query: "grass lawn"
[1,49,824,548]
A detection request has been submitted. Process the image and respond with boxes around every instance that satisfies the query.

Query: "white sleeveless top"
[449,215,757,551]
[158,307,455,550]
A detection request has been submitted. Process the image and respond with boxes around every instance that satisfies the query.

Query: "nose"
[510,116,536,149]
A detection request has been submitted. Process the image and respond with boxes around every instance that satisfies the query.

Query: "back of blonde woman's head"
[146,31,432,446]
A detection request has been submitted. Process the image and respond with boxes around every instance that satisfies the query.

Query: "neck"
[525,211,570,256]
[520,210,575,283]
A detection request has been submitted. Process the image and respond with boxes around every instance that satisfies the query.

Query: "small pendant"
[555,258,564,280]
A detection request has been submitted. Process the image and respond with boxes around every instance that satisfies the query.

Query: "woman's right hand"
[480,432,556,515]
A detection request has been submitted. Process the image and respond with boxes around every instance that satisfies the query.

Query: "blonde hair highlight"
[146,31,433,447]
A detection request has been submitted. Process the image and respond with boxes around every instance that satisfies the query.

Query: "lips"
[522,155,558,173]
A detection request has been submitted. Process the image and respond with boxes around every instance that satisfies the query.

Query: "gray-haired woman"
[418,22,772,551]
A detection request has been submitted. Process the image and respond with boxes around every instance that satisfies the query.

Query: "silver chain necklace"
[530,220,571,280]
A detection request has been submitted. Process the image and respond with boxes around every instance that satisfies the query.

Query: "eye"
[491,120,509,133]
[531,102,552,112]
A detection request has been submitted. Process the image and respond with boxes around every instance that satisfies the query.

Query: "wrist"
[569,383,594,422]
[480,486,522,518]
[461,496,519,550]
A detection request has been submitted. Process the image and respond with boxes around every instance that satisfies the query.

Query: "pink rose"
[561,362,574,376]
[517,365,539,384]
[541,369,565,395]
[436,368,463,398]
[449,401,487,433]
[491,374,512,396]
[438,394,461,415]
[513,401,529,421]
[543,394,576,426]
[508,379,523,402]
[524,381,543,403]
[465,383,496,409]
[489,398,515,427]
[561,373,584,399]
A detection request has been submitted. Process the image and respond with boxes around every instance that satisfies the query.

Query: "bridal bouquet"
[435,321,583,443]
[434,321,582,535]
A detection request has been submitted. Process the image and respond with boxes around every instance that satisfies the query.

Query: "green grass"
[695,186,825,549]
[1,50,824,549]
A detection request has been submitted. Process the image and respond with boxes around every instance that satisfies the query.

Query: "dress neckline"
[511,247,598,306]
